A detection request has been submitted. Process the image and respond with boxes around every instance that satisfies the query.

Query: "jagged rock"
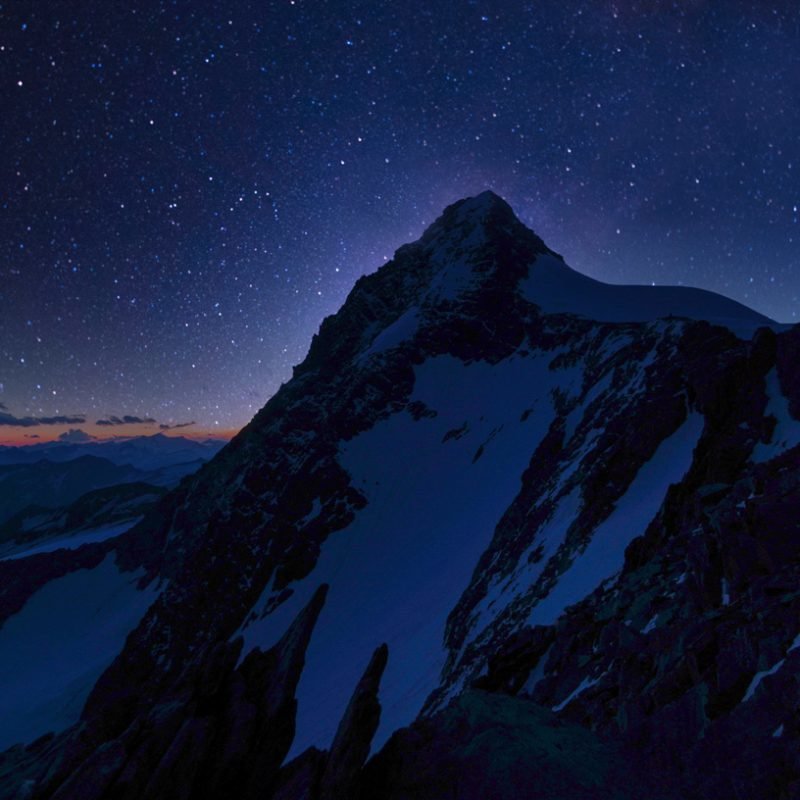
[271,748,327,800]
[473,626,554,695]
[140,717,213,800]
[269,643,389,800]
[46,738,128,800]
[106,705,188,800]
[319,643,388,800]
[188,584,329,800]
[20,586,328,800]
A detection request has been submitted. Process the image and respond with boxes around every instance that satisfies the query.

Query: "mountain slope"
[0,554,158,751]
[0,481,165,559]
[1,192,798,800]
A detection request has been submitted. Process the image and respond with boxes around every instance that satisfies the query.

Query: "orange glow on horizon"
[0,424,238,448]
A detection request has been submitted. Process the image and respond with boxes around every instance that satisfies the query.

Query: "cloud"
[58,428,96,443]
[95,415,157,427]
[25,434,40,439]
[0,411,86,427]
[0,402,7,411]
[159,420,196,430]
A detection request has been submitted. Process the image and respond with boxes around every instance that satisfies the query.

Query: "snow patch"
[552,674,600,712]
[1,519,141,561]
[721,578,731,606]
[0,555,157,749]
[298,498,323,527]
[752,368,800,463]
[521,254,774,338]
[742,632,800,706]
[642,615,659,634]
[563,373,613,442]
[743,659,786,703]
[425,253,481,302]
[521,644,553,695]
[528,412,704,627]
[361,308,421,360]
[466,488,582,648]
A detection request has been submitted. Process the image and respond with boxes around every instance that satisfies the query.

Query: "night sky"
[1,1,798,442]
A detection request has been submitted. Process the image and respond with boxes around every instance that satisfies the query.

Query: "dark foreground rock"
[361,691,665,800]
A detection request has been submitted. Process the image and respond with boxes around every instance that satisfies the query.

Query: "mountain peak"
[6,189,800,800]
[419,190,526,250]
[448,189,511,217]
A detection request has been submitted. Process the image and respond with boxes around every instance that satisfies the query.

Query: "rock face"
[1,192,798,799]
[360,690,660,800]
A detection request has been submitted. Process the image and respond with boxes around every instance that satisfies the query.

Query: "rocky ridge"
[1,192,798,799]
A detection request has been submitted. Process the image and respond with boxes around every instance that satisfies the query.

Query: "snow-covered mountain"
[0,456,151,525]
[1,192,798,800]
[0,481,165,560]
[0,435,226,525]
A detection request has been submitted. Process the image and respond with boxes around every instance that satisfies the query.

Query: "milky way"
[1,1,798,438]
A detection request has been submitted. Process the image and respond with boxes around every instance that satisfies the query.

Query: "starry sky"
[1,1,798,443]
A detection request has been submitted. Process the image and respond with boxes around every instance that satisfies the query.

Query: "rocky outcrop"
[10,585,328,800]
[319,643,388,800]
[361,690,663,800]
[270,643,389,800]
[271,749,327,800]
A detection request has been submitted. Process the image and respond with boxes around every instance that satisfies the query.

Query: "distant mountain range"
[1,193,798,800]
[0,433,226,471]
[0,434,226,525]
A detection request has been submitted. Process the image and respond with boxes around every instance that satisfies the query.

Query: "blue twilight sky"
[0,0,798,438]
